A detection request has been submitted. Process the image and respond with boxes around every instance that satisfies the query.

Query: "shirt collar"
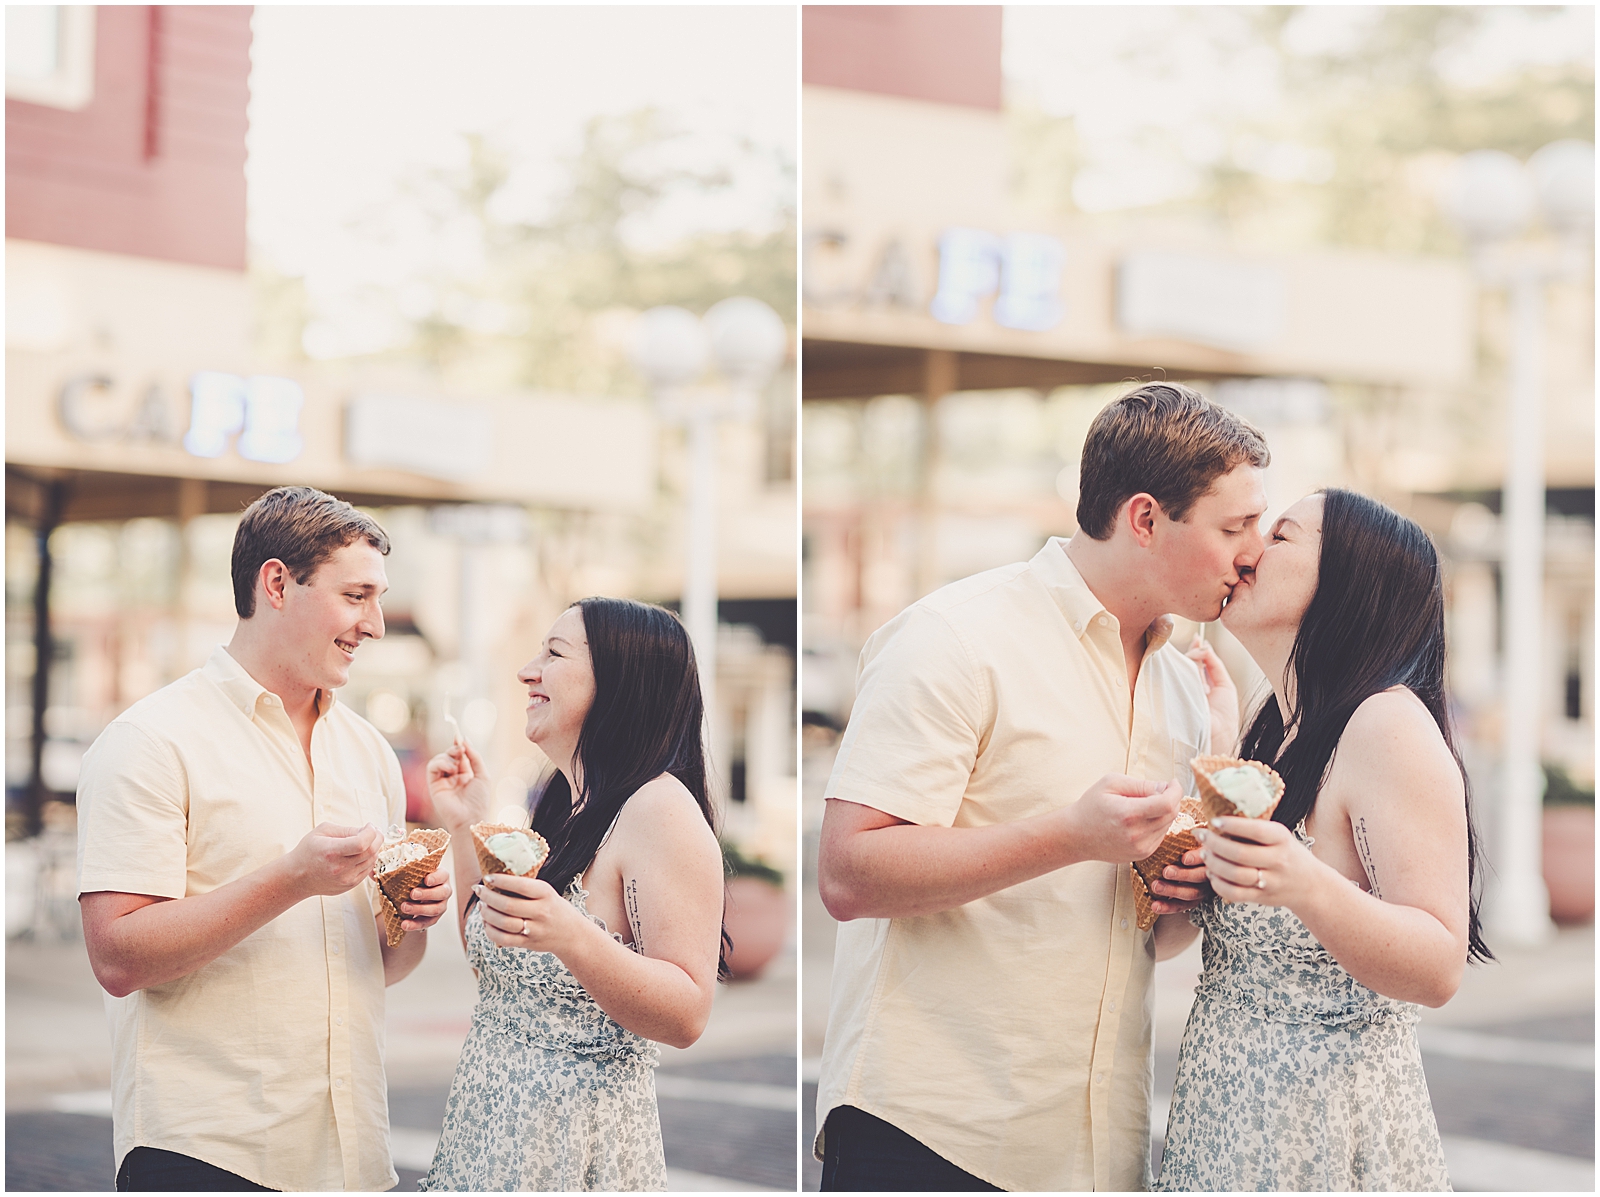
[1030,538,1178,653]
[204,645,338,720]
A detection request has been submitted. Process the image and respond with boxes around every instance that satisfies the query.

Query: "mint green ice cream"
[1208,766,1276,817]
[485,832,543,876]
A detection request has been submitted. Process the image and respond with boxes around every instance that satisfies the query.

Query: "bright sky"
[246,6,797,355]
[1002,5,1595,213]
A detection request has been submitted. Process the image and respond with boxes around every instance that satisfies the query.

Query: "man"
[814,383,1270,1191]
[77,486,453,1192]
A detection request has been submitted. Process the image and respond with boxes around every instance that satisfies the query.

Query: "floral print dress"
[1156,835,1451,1193]
[420,880,665,1192]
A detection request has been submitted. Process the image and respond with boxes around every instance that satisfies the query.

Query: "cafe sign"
[57,370,307,465]
[804,225,1068,333]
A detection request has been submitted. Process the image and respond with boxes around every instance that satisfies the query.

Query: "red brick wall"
[802,6,1002,111]
[6,6,251,270]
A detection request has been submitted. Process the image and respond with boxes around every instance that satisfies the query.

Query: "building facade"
[7,7,796,878]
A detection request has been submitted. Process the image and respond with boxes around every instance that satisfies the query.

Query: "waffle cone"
[375,828,450,948]
[1192,754,1284,824]
[470,822,549,881]
[1130,798,1205,931]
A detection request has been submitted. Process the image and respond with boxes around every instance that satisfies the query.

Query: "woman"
[420,598,726,1192]
[1156,488,1491,1192]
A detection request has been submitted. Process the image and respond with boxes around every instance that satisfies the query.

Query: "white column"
[1448,561,1498,707]
[683,410,719,725]
[1489,267,1554,945]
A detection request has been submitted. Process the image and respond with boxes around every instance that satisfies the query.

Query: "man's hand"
[285,823,381,898]
[1060,775,1183,864]
[391,868,452,933]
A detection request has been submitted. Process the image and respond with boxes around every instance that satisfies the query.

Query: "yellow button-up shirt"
[815,539,1210,1192]
[76,645,405,1192]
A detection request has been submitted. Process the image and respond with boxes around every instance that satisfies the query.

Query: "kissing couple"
[813,382,1487,1192]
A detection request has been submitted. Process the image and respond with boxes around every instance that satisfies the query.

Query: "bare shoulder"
[1331,688,1463,810]
[613,774,722,866]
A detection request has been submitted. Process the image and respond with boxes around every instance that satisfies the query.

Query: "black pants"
[820,1105,1003,1192]
[116,1147,277,1192]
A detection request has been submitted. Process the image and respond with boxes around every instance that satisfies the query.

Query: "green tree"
[329,110,794,397]
[1008,7,1594,256]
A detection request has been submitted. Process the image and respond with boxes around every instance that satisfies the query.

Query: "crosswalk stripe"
[1420,1026,1595,1072]
[665,1166,785,1191]
[1441,1135,1595,1192]
[655,1074,797,1111]
[1152,1093,1595,1193]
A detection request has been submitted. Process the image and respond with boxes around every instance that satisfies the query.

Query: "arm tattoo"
[625,878,644,953]
[1353,817,1382,899]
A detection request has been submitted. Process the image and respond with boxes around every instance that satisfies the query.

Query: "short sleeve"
[825,605,987,828]
[76,721,190,899]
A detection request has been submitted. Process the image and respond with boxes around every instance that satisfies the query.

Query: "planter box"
[1542,805,1595,925]
[723,876,790,980]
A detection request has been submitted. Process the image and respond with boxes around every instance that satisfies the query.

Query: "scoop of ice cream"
[376,840,427,875]
[493,804,532,831]
[1208,766,1276,817]
[1168,809,1198,835]
[485,832,542,876]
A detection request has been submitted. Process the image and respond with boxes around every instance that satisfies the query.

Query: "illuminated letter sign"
[995,233,1066,331]
[238,375,305,464]
[183,373,305,463]
[930,227,1001,324]
[931,227,1066,331]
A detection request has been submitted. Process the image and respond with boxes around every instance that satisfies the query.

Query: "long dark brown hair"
[529,597,730,979]
[1238,488,1492,964]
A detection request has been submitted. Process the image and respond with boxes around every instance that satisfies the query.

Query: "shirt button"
[1108,1000,1117,1012]
[335,1015,344,1027]
[1120,918,1129,930]
[335,1078,344,1089]
[330,945,341,956]
[1096,614,1108,626]
[1094,1073,1103,1084]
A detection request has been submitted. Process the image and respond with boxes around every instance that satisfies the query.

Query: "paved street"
[6,891,799,1193]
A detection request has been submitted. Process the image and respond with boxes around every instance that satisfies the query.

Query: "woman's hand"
[1187,635,1240,754]
[1148,846,1209,916]
[474,873,591,956]
[427,740,491,833]
[393,868,453,933]
[1198,816,1328,909]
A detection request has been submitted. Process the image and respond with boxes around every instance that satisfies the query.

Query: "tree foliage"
[281,109,795,396]
[1009,6,1594,255]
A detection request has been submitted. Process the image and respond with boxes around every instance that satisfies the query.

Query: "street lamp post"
[630,298,787,726]
[1440,140,1594,947]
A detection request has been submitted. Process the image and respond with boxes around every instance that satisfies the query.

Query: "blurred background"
[6,6,797,1191]
[799,6,1592,1191]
